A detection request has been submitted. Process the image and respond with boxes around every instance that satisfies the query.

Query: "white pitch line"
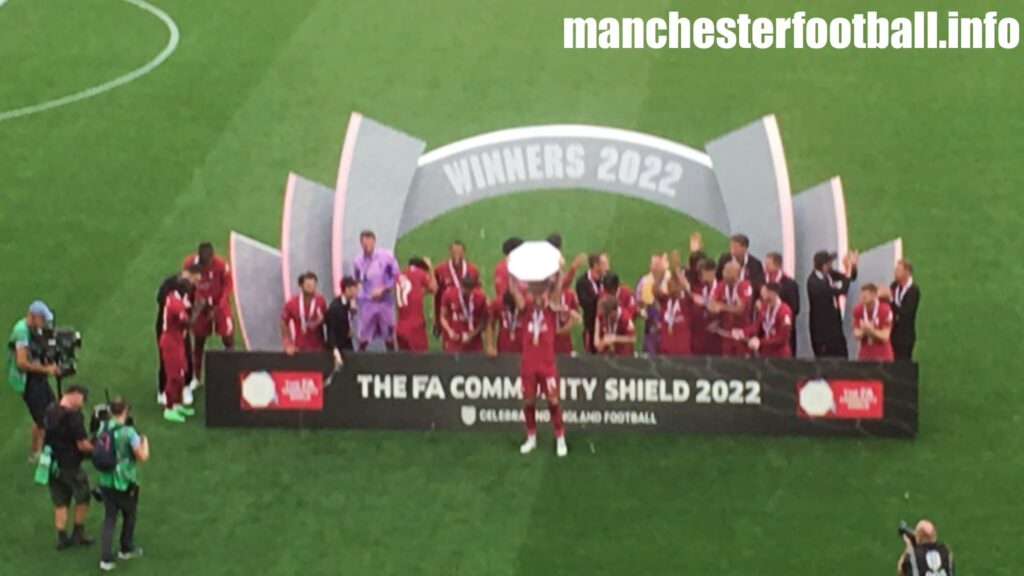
[0,0,179,123]
[0,0,8,9]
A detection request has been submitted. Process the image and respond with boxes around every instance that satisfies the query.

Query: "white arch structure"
[231,112,901,358]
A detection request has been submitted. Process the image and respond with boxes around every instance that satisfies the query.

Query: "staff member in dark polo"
[889,259,921,360]
[897,519,954,576]
[807,249,859,358]
[716,234,765,301]
[763,252,800,355]
[8,301,60,462]
[326,277,360,365]
[575,252,609,353]
[43,384,94,550]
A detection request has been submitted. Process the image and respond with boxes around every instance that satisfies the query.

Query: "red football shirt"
[554,289,578,354]
[440,286,489,351]
[518,297,558,371]
[690,280,721,355]
[434,259,479,326]
[183,254,232,311]
[658,295,692,356]
[493,259,509,298]
[489,298,521,354]
[711,280,753,330]
[282,293,327,351]
[746,300,793,358]
[397,266,431,330]
[854,301,894,361]
[596,306,635,356]
[602,285,637,317]
[712,279,752,356]
[159,292,189,349]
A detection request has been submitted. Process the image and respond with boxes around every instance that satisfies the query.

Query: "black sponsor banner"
[205,351,918,438]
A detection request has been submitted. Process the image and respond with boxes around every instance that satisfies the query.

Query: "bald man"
[897,519,954,576]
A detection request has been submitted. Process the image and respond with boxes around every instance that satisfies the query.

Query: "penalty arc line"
[0,0,179,123]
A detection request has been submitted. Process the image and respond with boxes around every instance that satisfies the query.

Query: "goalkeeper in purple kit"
[352,230,400,350]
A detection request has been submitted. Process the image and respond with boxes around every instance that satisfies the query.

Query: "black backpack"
[92,425,119,472]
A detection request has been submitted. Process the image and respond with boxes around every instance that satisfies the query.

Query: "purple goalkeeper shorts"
[358,301,394,342]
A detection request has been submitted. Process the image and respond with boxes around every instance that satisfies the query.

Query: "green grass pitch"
[1,0,1022,573]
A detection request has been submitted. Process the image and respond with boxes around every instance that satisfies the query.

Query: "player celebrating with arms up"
[506,241,580,457]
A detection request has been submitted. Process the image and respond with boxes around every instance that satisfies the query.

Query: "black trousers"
[892,335,915,360]
[812,336,849,358]
[100,486,139,563]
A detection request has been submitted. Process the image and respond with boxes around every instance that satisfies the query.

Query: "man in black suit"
[806,249,859,358]
[575,252,609,353]
[889,259,920,360]
[717,234,765,304]
[326,277,360,365]
[764,252,800,356]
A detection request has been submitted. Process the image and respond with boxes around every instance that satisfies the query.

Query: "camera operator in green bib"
[8,301,61,461]
[96,397,149,572]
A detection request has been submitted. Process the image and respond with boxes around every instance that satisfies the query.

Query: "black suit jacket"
[325,297,355,352]
[889,281,920,359]
[575,271,603,351]
[806,268,857,353]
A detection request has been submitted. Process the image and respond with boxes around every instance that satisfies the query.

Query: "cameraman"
[7,301,60,462]
[898,519,954,576]
[97,397,148,571]
[43,384,94,550]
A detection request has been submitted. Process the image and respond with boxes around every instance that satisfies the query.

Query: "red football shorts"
[396,326,428,352]
[193,305,234,338]
[521,366,559,400]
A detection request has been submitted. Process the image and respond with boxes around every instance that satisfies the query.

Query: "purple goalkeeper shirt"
[353,248,399,304]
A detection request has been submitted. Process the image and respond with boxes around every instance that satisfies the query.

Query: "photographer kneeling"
[42,384,94,549]
[897,519,954,576]
[96,397,148,572]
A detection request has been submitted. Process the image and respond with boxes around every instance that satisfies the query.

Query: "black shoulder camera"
[33,325,83,377]
[898,521,917,546]
[90,391,135,436]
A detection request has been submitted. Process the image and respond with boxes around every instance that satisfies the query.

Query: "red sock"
[524,404,536,435]
[550,403,565,438]
[193,337,206,379]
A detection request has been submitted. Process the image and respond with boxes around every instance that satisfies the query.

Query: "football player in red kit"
[439,275,489,352]
[600,273,637,318]
[594,294,636,355]
[741,283,794,358]
[281,272,328,354]
[658,274,694,356]
[710,261,753,356]
[159,276,196,423]
[492,237,524,298]
[553,287,579,354]
[508,276,576,457]
[183,242,234,389]
[486,291,522,355]
[690,259,722,356]
[853,283,895,361]
[396,257,436,352]
[434,241,479,335]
